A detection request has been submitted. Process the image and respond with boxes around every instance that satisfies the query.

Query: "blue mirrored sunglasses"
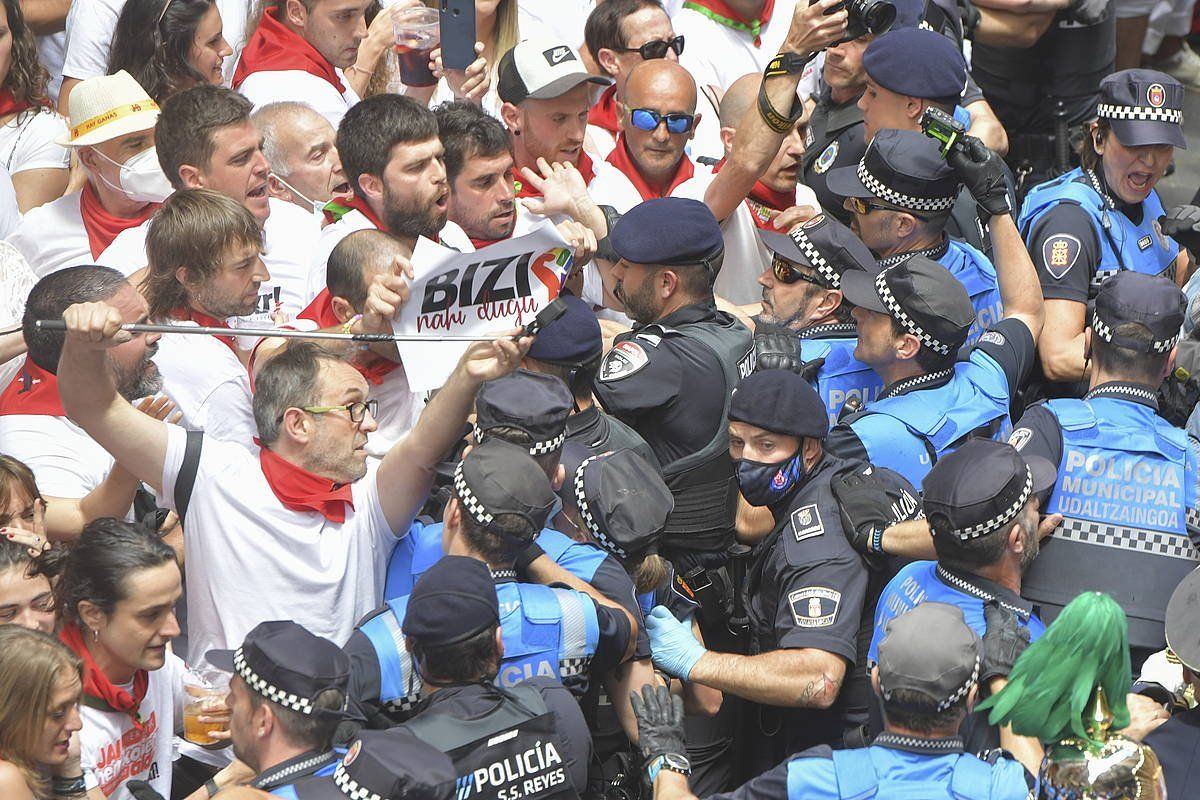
[628,107,696,134]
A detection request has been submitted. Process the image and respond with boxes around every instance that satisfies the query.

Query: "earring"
[92,628,99,642]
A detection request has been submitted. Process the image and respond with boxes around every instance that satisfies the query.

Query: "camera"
[920,106,967,158]
[814,0,897,41]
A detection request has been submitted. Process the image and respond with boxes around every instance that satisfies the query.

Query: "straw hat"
[57,71,160,147]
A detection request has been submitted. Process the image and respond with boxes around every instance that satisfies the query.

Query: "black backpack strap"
[174,430,204,522]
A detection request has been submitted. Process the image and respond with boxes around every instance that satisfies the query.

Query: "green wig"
[976,592,1131,747]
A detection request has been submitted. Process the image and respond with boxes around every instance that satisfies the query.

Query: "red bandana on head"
[713,158,795,230]
[516,152,596,199]
[60,623,150,729]
[605,135,695,202]
[0,359,65,417]
[256,441,355,523]
[233,3,345,93]
[79,183,158,259]
[171,308,238,354]
[682,0,775,46]
[588,86,620,135]
[297,291,399,384]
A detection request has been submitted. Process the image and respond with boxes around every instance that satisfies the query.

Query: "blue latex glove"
[646,605,707,680]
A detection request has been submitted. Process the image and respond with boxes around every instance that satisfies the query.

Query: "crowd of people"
[0,0,1199,798]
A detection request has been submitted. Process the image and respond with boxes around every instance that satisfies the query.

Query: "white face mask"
[92,146,175,203]
[269,172,328,217]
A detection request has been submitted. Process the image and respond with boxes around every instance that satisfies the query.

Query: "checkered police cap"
[234,648,315,714]
[856,160,957,213]
[876,602,982,713]
[1097,103,1182,124]
[874,265,953,356]
[474,424,567,457]
[452,438,560,538]
[945,468,1033,540]
[1097,69,1186,148]
[789,226,841,288]
[572,455,625,558]
[1091,271,1186,355]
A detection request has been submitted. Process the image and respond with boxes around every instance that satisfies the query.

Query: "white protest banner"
[394,222,574,391]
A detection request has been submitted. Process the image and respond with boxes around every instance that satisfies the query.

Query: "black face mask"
[735,452,807,507]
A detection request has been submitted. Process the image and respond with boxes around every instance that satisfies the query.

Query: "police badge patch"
[791,503,824,541]
[1138,235,1153,251]
[814,141,838,174]
[789,587,841,627]
[1147,83,1166,108]
[598,341,649,381]
[1043,234,1081,279]
[1007,428,1032,451]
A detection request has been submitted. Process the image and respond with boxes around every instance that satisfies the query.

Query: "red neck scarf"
[60,623,150,728]
[298,290,399,384]
[605,135,695,202]
[0,88,47,117]
[257,443,355,523]
[171,307,238,354]
[681,0,775,46]
[322,193,387,231]
[588,86,620,134]
[713,157,795,230]
[79,183,157,259]
[516,152,596,199]
[0,358,64,417]
[468,233,511,250]
[233,4,345,93]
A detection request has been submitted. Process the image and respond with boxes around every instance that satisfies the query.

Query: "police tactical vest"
[940,241,1003,348]
[814,747,1002,800]
[642,313,753,551]
[397,684,579,800]
[1022,397,1200,648]
[1019,167,1179,293]
[802,92,866,225]
[798,334,882,427]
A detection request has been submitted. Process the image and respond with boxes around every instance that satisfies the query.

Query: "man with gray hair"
[253,102,350,218]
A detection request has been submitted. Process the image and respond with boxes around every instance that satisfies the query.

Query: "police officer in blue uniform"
[755,214,883,427]
[1009,271,1200,663]
[828,129,1003,347]
[520,295,658,468]
[345,439,634,725]
[1020,69,1190,401]
[204,621,357,797]
[870,438,1057,752]
[390,556,592,800]
[1144,567,1200,797]
[646,370,919,775]
[633,602,1034,800]
[281,729,456,800]
[824,134,1045,485]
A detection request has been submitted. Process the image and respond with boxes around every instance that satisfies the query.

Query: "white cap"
[497,37,610,105]
[57,70,159,147]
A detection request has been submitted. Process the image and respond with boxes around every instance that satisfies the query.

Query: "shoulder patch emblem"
[1043,234,1082,280]
[789,586,841,628]
[344,739,362,766]
[1007,427,1032,451]
[814,141,839,174]
[791,503,825,541]
[979,330,1005,347]
[599,341,649,382]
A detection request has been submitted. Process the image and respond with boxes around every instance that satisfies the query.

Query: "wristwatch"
[645,753,692,784]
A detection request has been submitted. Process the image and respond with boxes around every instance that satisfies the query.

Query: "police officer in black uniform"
[646,370,919,776]
[1144,567,1200,797]
[206,621,358,796]
[391,555,593,800]
[519,295,658,468]
[282,729,456,800]
[802,40,869,225]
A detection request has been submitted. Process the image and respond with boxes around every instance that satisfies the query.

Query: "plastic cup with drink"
[182,667,231,747]
[393,7,440,87]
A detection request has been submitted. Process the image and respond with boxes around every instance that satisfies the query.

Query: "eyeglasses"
[618,35,686,60]
[847,196,928,222]
[627,107,696,134]
[301,400,378,426]
[771,256,825,286]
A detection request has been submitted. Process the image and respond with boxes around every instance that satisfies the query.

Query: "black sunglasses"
[618,35,686,60]
[848,196,929,222]
[771,257,825,286]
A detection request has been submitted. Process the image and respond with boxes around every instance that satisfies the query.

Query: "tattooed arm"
[687,649,847,709]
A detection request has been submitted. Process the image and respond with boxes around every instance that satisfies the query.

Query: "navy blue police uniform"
[280,729,456,800]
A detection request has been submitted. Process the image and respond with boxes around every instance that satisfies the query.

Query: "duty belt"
[1052,517,1200,560]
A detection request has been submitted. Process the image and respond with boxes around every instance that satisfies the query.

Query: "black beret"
[728,369,828,439]
[863,28,966,101]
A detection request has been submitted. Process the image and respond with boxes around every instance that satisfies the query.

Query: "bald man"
[253,102,350,216]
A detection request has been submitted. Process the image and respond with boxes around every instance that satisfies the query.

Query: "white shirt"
[517,0,596,45]
[154,323,257,447]
[673,0,799,92]
[80,653,183,800]
[217,0,253,82]
[236,69,360,129]
[587,156,715,213]
[7,190,90,276]
[37,33,67,103]
[0,166,19,239]
[156,424,402,666]
[62,0,125,81]
[0,413,114,498]
[0,109,70,180]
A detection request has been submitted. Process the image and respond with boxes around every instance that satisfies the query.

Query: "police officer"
[206,621,356,796]
[520,295,657,467]
[870,438,1057,751]
[280,729,456,800]
[346,439,634,723]
[646,369,919,774]
[802,35,870,225]
[633,603,1033,800]
[756,213,883,426]
[391,555,592,800]
[1020,70,1190,401]
[828,129,1003,347]
[825,135,1044,485]
[1009,271,1200,663]
[1144,567,1200,797]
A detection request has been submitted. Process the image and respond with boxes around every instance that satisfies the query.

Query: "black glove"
[981,601,1031,682]
[1157,368,1200,428]
[1159,205,1200,237]
[753,331,804,373]
[956,0,981,37]
[127,782,167,800]
[831,467,921,563]
[946,135,1012,219]
[630,685,687,765]
[1065,0,1110,26]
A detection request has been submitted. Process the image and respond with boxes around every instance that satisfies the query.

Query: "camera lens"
[849,0,896,34]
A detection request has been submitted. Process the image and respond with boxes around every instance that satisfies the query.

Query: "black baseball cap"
[525,295,602,366]
[877,602,981,711]
[475,369,572,455]
[610,197,724,276]
[827,129,960,215]
[1097,68,1186,149]
[402,556,500,647]
[1165,567,1200,672]
[295,730,456,800]
[841,255,976,357]
[922,439,1057,541]
[1092,271,1186,354]
[207,621,353,719]
[729,369,829,440]
[758,213,878,289]
[569,449,673,559]
[497,37,610,105]
[453,438,560,541]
